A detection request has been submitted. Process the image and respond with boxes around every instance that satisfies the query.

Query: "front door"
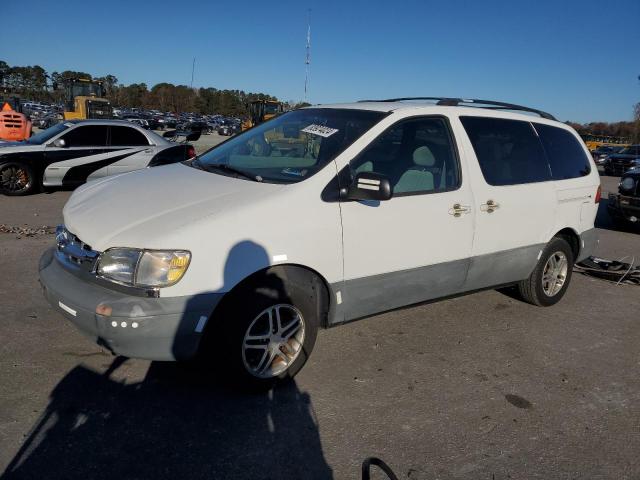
[339,116,476,321]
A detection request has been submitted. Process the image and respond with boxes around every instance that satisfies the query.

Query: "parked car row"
[11,99,245,139]
[113,107,242,135]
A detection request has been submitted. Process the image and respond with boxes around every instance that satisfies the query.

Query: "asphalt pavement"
[0,171,639,479]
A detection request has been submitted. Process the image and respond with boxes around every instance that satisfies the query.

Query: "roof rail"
[358,97,556,120]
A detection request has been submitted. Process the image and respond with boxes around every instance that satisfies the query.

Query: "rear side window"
[533,124,590,179]
[460,117,551,186]
[61,125,108,147]
[110,126,149,146]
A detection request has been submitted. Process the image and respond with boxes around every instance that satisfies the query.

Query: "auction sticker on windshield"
[301,124,339,137]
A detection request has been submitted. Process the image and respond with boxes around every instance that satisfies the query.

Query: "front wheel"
[202,275,319,390]
[517,237,574,307]
[0,162,38,196]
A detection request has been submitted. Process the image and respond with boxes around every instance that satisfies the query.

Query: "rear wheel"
[517,237,574,307]
[0,162,38,196]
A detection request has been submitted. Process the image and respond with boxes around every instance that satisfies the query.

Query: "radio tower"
[304,10,311,103]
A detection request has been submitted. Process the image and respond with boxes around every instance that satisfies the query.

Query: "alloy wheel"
[242,304,306,379]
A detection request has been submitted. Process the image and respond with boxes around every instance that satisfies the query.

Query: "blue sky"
[3,0,638,122]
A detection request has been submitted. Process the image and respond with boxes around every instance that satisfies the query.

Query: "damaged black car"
[608,167,640,227]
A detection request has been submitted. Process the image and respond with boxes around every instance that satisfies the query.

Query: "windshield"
[26,123,70,145]
[70,82,103,97]
[192,108,386,184]
[264,103,280,115]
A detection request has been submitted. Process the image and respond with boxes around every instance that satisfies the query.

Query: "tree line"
[567,119,640,142]
[1,60,637,134]
[0,60,301,116]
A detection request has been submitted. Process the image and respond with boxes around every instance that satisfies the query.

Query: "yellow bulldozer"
[241,100,284,131]
[63,78,113,120]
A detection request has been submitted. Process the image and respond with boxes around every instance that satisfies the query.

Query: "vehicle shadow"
[2,358,333,480]
[4,240,333,480]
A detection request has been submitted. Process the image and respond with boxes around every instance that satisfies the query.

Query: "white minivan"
[39,98,600,389]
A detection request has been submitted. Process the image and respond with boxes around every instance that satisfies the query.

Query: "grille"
[0,113,26,129]
[55,226,99,271]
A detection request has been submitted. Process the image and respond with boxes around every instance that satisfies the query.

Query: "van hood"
[63,163,283,251]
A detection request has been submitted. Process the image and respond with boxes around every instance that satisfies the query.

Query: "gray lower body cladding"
[38,248,223,361]
[334,231,597,324]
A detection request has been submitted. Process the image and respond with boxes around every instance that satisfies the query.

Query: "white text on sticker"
[301,124,339,138]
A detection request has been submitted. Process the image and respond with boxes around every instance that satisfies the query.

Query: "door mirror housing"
[341,171,393,201]
[52,138,67,148]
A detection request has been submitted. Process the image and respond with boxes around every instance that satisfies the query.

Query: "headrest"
[413,145,435,167]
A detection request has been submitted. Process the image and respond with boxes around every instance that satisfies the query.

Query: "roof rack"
[358,97,556,121]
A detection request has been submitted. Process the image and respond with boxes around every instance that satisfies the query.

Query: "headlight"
[97,248,190,288]
[620,177,636,191]
[136,250,191,287]
[97,248,141,285]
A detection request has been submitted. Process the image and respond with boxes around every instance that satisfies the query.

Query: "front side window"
[61,125,108,147]
[533,124,591,179]
[110,126,149,146]
[349,117,460,195]
[192,108,386,184]
[460,116,551,186]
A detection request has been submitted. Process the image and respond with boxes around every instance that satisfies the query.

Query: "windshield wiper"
[204,163,263,182]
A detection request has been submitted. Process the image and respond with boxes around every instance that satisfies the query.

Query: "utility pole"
[190,57,196,89]
[304,10,311,103]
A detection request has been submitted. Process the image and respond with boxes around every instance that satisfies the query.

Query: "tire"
[202,271,320,391]
[0,162,38,196]
[517,236,574,307]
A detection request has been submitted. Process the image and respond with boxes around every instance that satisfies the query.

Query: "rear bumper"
[577,228,599,263]
[38,248,223,361]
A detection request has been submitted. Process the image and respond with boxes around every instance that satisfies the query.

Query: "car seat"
[394,146,435,194]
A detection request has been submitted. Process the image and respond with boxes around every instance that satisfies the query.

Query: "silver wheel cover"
[242,304,305,379]
[542,251,569,297]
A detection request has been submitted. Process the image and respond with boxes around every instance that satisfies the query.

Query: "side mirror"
[52,138,66,148]
[341,171,393,201]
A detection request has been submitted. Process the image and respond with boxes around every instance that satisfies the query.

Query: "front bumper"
[38,248,223,361]
[608,194,640,223]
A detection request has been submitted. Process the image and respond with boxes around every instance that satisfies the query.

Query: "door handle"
[480,199,500,213]
[449,203,470,217]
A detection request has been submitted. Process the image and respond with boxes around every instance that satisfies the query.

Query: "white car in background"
[39,98,600,389]
[0,119,195,195]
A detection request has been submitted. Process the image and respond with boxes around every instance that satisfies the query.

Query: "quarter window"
[61,125,108,147]
[533,124,591,179]
[110,126,149,146]
[460,117,551,186]
[350,117,460,195]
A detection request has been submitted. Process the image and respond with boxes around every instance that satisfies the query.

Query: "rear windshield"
[191,108,387,184]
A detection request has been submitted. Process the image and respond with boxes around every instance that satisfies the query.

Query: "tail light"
[595,185,601,203]
[186,145,196,159]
